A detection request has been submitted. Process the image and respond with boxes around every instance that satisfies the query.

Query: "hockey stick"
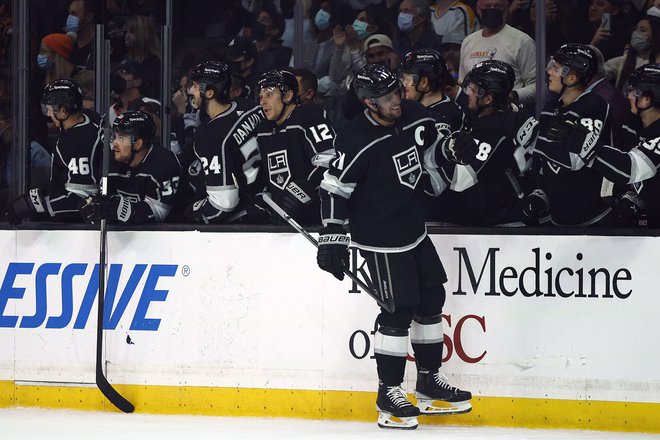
[93,20,133,412]
[261,194,395,312]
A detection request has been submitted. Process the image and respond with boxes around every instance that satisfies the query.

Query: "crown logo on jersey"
[267,150,291,190]
[392,146,421,190]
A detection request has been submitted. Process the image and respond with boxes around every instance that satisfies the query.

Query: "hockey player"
[5,79,102,224]
[80,111,181,224]
[430,60,538,226]
[400,48,466,137]
[583,63,660,227]
[533,43,617,226]
[183,60,263,224]
[255,69,336,225]
[317,64,471,430]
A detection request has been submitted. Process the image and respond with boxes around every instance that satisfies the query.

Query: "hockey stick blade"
[261,194,394,312]
[96,370,134,413]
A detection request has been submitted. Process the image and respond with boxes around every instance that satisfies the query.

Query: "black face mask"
[480,8,504,29]
[251,21,268,42]
[110,73,127,95]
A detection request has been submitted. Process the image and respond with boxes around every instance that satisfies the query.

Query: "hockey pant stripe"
[374,327,409,358]
[410,315,444,345]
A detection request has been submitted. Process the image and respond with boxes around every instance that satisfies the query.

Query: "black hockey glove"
[79,194,120,224]
[538,118,599,162]
[273,180,315,223]
[444,132,479,165]
[317,225,350,281]
[5,189,47,225]
[184,198,207,223]
[522,189,550,222]
[615,190,645,226]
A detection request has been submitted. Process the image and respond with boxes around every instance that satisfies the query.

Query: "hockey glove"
[6,189,47,225]
[444,132,480,165]
[184,198,207,223]
[274,180,315,222]
[522,189,550,222]
[615,190,645,226]
[539,118,600,163]
[79,194,120,224]
[317,225,350,281]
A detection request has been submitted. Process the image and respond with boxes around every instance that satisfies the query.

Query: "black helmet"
[113,111,156,145]
[463,60,514,100]
[400,49,448,89]
[190,60,232,100]
[41,78,84,114]
[551,43,598,84]
[256,69,300,104]
[354,64,400,100]
[627,63,660,107]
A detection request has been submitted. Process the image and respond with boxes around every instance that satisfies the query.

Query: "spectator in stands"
[109,58,161,128]
[605,16,660,89]
[588,0,633,61]
[459,0,536,107]
[430,0,479,41]
[302,0,341,77]
[394,0,443,59]
[247,2,292,75]
[38,33,76,86]
[65,0,96,70]
[225,36,260,98]
[123,15,162,99]
[293,68,319,104]
[359,4,398,40]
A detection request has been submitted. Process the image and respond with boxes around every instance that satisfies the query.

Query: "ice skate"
[415,370,472,415]
[376,383,420,429]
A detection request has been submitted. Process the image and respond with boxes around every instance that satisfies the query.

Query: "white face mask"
[648,6,660,18]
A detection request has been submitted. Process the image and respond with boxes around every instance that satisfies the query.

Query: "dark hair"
[292,68,318,95]
[617,16,660,90]
[259,2,286,40]
[363,5,397,40]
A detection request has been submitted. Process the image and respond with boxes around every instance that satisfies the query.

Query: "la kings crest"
[392,146,422,189]
[267,150,291,189]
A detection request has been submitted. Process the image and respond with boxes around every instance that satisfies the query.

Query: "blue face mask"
[314,9,331,31]
[65,14,80,33]
[352,19,369,40]
[37,54,51,69]
[398,12,414,32]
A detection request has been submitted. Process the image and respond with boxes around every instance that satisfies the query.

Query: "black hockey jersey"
[427,95,466,136]
[593,118,660,226]
[256,102,336,222]
[107,146,182,223]
[192,99,264,223]
[47,112,103,221]
[320,100,439,252]
[533,91,615,226]
[429,105,537,226]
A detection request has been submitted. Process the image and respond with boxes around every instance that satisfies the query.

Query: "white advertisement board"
[0,230,659,404]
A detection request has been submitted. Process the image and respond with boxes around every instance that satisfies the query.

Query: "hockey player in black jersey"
[5,79,102,224]
[80,111,181,224]
[586,63,660,226]
[430,60,538,226]
[255,69,336,225]
[182,61,263,224]
[400,48,466,136]
[533,43,617,226]
[317,64,471,430]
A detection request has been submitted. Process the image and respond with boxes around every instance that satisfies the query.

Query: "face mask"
[648,6,660,18]
[631,31,652,52]
[479,8,504,29]
[124,32,137,48]
[398,12,414,32]
[314,9,331,31]
[37,54,51,69]
[352,19,369,40]
[65,14,80,33]
[252,21,268,41]
[110,73,127,95]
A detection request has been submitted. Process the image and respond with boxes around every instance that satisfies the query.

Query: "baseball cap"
[42,33,73,61]
[119,58,144,78]
[363,34,394,53]
[226,36,257,61]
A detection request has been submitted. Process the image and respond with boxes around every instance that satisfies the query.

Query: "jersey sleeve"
[592,136,660,185]
[301,107,337,189]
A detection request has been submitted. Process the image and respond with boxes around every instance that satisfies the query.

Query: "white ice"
[1,408,659,440]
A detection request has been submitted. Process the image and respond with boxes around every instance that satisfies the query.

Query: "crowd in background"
[1,0,660,228]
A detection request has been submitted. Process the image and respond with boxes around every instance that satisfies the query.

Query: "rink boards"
[0,229,659,432]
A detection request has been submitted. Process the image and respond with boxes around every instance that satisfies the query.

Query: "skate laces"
[432,371,459,392]
[386,386,414,408]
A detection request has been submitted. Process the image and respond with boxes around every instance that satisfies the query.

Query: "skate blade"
[416,398,472,416]
[377,412,418,430]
